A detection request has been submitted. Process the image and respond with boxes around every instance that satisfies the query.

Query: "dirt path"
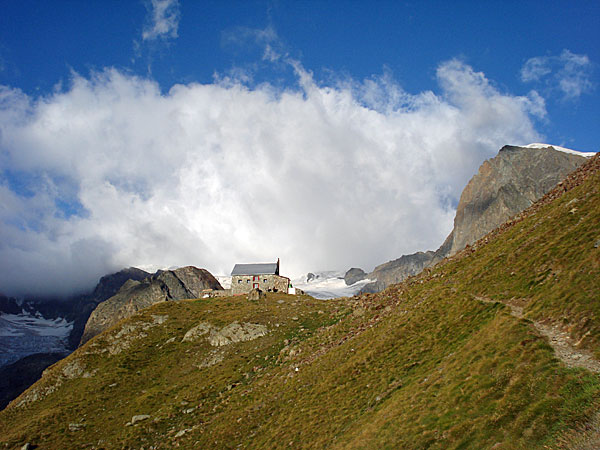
[474,296,600,374]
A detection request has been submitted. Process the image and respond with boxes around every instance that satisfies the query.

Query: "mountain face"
[360,145,589,293]
[360,251,436,293]
[0,268,151,410]
[80,266,223,345]
[2,154,599,449]
[68,267,152,349]
[441,145,587,257]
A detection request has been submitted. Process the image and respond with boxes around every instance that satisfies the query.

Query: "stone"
[69,423,85,432]
[182,322,215,342]
[207,322,269,347]
[130,414,150,425]
[197,351,224,368]
[247,288,266,301]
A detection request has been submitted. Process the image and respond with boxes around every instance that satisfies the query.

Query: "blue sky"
[2,1,598,149]
[0,0,598,296]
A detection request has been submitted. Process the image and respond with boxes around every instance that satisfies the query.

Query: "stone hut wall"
[231,274,290,295]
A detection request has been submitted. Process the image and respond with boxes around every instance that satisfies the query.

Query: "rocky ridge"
[359,145,589,293]
[80,266,222,345]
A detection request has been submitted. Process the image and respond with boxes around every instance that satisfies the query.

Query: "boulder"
[344,268,367,286]
[248,288,266,301]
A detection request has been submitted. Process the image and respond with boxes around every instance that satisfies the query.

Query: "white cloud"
[520,56,551,82]
[520,50,594,100]
[0,60,543,297]
[142,0,180,41]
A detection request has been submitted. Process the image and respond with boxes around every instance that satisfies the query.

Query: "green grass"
[1,166,599,449]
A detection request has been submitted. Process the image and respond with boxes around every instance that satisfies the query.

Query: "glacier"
[0,311,73,367]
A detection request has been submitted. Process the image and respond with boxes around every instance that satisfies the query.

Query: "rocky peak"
[344,268,367,286]
[91,268,150,303]
[80,266,222,345]
[359,145,589,293]
[443,145,587,257]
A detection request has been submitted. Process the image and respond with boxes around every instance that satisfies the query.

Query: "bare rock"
[197,351,224,368]
[361,251,435,293]
[208,322,269,347]
[182,322,215,342]
[443,145,586,257]
[361,145,587,293]
[81,267,221,344]
[344,268,367,286]
[248,288,266,301]
[129,414,150,425]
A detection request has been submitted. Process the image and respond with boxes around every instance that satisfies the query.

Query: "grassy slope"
[1,158,599,449]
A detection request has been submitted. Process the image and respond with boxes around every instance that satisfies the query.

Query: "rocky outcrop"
[360,251,436,294]
[68,267,151,349]
[182,321,269,347]
[441,145,586,257]
[360,145,588,293]
[0,267,150,410]
[344,268,367,286]
[80,267,222,345]
[248,288,266,301]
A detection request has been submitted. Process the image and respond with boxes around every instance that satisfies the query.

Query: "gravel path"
[474,296,600,374]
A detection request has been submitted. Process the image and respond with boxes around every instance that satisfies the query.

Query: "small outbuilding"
[230,259,291,295]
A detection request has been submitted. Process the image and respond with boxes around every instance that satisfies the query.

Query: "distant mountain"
[68,267,152,349]
[357,251,436,293]
[80,266,223,345]
[0,267,150,410]
[359,144,590,293]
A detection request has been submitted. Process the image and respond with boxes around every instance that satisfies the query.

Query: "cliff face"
[361,145,588,293]
[443,145,586,257]
[360,251,436,294]
[80,267,222,345]
[68,267,151,348]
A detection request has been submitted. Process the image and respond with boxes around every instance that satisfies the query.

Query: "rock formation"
[80,267,222,345]
[360,251,436,294]
[68,267,151,348]
[440,145,587,257]
[344,268,367,286]
[360,145,589,293]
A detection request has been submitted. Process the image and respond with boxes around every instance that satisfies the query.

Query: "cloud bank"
[521,49,594,100]
[0,60,543,297]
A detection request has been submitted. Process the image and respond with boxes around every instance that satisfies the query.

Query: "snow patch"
[0,312,73,337]
[0,311,73,367]
[524,143,596,157]
[293,272,372,299]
